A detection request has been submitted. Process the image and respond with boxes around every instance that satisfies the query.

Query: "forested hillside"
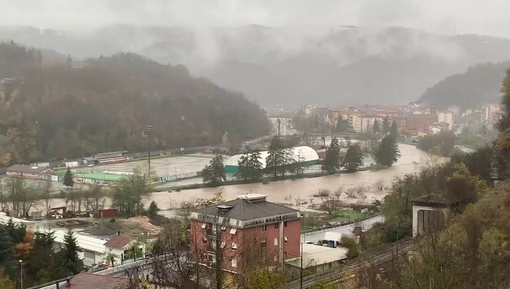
[5,25,510,106]
[418,61,510,109]
[0,42,270,165]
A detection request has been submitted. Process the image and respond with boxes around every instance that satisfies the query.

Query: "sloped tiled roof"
[104,234,132,249]
[196,197,298,221]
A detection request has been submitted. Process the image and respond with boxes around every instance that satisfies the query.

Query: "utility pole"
[300,213,305,289]
[180,115,185,155]
[277,118,281,140]
[146,125,153,179]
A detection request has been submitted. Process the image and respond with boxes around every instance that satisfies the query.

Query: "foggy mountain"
[3,24,510,107]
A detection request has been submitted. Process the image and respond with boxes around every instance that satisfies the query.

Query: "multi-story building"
[358,115,383,132]
[437,111,454,131]
[406,114,437,135]
[447,105,461,117]
[482,103,501,128]
[190,194,301,273]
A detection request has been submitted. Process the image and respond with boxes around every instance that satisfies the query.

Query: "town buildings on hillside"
[482,103,501,128]
[190,194,301,273]
[302,101,494,136]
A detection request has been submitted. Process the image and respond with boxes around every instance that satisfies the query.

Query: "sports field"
[74,172,126,182]
[87,155,213,178]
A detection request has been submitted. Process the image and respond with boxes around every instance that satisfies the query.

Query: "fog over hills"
[2,24,510,107]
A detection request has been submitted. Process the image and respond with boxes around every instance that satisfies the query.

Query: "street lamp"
[19,260,23,289]
[146,125,153,178]
[180,116,185,154]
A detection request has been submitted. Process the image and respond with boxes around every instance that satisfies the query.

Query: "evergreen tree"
[248,150,264,181]
[201,155,226,185]
[30,232,57,284]
[390,119,398,137]
[63,168,74,188]
[265,137,286,178]
[234,152,250,181]
[289,151,306,176]
[0,227,13,269]
[382,115,390,134]
[342,144,364,172]
[65,53,73,67]
[335,115,353,133]
[56,228,83,275]
[322,138,342,173]
[375,135,401,167]
[372,119,381,134]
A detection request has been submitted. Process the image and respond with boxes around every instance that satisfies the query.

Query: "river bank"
[32,144,431,213]
[154,163,383,192]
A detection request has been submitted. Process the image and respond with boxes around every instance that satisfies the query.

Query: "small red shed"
[98,209,118,218]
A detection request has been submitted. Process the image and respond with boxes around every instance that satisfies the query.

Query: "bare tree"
[40,178,53,215]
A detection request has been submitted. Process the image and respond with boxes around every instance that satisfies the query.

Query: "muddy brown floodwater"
[41,144,437,211]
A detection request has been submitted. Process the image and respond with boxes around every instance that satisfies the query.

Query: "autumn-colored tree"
[15,229,34,259]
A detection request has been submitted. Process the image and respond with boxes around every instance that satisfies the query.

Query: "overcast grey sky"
[0,0,508,37]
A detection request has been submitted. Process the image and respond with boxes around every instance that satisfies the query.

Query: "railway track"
[287,240,414,289]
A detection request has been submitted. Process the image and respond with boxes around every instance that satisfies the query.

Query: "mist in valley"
[1,0,510,106]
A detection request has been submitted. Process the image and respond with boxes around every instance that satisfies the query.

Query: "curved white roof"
[225,146,319,168]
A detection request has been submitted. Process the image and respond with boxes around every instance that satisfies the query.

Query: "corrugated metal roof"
[38,228,107,254]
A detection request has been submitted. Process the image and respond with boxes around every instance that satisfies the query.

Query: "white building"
[358,115,383,132]
[104,234,146,265]
[37,228,109,267]
[481,103,501,128]
[437,111,454,130]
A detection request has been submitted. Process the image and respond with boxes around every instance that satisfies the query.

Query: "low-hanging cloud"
[0,0,508,38]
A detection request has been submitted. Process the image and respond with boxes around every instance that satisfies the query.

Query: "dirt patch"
[123,216,162,236]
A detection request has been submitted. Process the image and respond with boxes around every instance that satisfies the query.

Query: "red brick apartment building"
[190,194,301,273]
[406,114,437,135]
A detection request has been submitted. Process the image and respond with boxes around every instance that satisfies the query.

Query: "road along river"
[37,144,436,211]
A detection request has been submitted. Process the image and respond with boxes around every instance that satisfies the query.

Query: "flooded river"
[38,144,433,211]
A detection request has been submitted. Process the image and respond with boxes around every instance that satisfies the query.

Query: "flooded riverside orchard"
[40,143,437,210]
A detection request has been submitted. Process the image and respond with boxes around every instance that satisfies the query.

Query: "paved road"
[302,215,385,244]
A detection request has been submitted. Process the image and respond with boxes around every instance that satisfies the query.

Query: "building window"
[221,226,226,231]
[261,240,267,247]
[274,238,278,246]
[230,228,237,235]
[274,255,278,262]
[284,236,288,243]
[231,259,237,268]
[232,243,237,250]
[274,223,279,230]
[262,225,267,232]
[284,221,288,228]
[220,241,226,248]
[201,223,207,229]
[202,237,207,244]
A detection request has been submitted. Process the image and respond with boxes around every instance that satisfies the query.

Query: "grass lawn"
[301,208,374,232]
